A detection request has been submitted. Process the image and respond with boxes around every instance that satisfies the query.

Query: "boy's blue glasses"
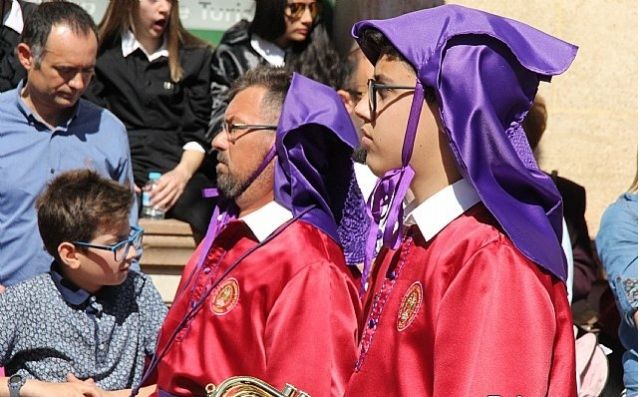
[73,226,144,262]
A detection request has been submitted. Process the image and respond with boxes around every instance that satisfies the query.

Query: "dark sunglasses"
[367,78,415,116]
[284,1,322,20]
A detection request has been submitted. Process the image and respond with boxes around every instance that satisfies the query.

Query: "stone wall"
[334,0,637,236]
[452,0,637,236]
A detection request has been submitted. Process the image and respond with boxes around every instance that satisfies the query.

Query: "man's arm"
[137,273,169,355]
[111,119,141,268]
[0,288,22,364]
[264,262,361,397]
[66,374,156,397]
[432,241,577,397]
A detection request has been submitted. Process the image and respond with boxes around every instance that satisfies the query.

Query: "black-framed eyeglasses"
[284,1,322,20]
[222,121,278,142]
[368,78,415,116]
[73,226,144,262]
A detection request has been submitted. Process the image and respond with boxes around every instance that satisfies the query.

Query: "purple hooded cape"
[274,73,368,266]
[352,4,578,281]
[200,73,368,268]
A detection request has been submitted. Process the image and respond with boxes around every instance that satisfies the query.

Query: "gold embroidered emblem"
[210,278,239,315]
[397,281,423,331]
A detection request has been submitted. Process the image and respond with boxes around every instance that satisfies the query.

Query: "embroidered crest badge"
[210,278,239,315]
[397,281,423,331]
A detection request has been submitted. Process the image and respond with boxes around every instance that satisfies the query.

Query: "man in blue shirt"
[0,0,137,285]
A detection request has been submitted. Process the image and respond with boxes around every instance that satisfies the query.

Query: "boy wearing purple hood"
[347,5,578,397]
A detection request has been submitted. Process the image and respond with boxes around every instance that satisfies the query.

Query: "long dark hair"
[287,24,352,90]
[249,0,289,42]
[249,0,347,89]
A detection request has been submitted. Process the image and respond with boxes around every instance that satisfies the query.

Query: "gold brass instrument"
[205,376,310,397]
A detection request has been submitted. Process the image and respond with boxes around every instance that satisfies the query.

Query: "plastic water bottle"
[141,172,165,219]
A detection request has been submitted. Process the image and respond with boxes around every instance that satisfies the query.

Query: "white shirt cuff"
[182,142,206,153]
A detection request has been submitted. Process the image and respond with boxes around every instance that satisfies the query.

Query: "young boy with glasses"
[346,5,579,397]
[0,169,166,397]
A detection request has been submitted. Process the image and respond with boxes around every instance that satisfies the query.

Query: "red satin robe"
[150,219,362,397]
[346,205,577,397]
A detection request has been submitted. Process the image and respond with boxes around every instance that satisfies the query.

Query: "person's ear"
[16,43,35,71]
[58,242,82,270]
[337,89,356,115]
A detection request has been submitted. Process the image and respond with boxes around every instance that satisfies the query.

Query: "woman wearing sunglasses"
[208,0,342,139]
[84,0,216,242]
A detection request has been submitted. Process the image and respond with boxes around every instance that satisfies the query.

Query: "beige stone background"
[333,0,638,237]
[453,1,638,236]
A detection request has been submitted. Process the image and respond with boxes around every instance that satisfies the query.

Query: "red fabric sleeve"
[263,262,361,397]
[433,240,577,397]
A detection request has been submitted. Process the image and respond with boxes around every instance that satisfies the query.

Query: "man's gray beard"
[216,173,245,199]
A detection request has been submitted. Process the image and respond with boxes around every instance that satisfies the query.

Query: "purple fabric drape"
[274,73,369,266]
[352,4,578,281]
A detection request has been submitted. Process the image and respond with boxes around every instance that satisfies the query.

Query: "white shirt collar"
[3,0,23,34]
[354,162,378,201]
[240,201,293,242]
[250,34,285,67]
[404,178,481,242]
[121,29,168,62]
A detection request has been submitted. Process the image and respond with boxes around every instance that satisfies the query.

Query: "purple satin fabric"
[274,73,368,266]
[352,4,578,281]
[202,73,368,267]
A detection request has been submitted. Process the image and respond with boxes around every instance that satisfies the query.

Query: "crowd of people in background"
[0,0,636,396]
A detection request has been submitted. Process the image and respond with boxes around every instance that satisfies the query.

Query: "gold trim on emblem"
[210,278,240,316]
[397,281,423,331]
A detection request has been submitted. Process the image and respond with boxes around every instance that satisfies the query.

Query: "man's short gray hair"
[229,66,293,123]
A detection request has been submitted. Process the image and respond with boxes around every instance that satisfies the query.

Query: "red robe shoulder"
[151,219,362,397]
[347,205,577,397]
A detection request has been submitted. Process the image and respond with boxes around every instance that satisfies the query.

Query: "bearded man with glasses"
[142,66,367,397]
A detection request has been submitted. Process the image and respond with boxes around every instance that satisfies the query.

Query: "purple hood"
[353,4,578,281]
[274,73,368,266]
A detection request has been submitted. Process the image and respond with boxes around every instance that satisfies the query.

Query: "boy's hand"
[66,373,95,385]
[20,378,105,397]
[67,374,147,397]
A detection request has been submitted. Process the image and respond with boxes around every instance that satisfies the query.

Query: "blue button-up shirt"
[0,81,138,285]
[596,192,638,396]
